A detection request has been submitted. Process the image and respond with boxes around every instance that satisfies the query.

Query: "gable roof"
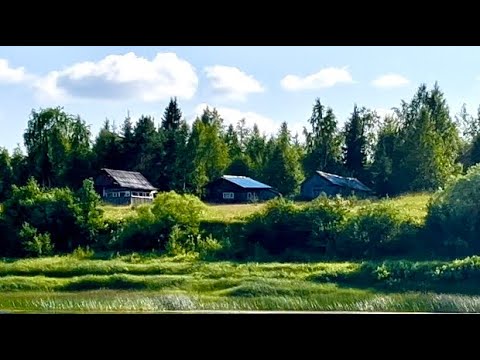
[220,175,272,189]
[101,168,157,191]
[315,171,372,192]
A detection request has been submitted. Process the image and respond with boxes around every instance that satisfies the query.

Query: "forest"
[1,82,479,202]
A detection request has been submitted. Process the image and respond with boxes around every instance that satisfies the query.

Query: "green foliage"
[19,223,54,257]
[71,246,95,260]
[391,83,461,193]
[263,122,304,195]
[23,107,93,189]
[337,203,418,258]
[0,147,13,201]
[242,197,348,256]
[425,164,480,254]
[2,178,104,255]
[115,192,207,252]
[303,99,342,176]
[343,105,376,179]
[186,109,229,196]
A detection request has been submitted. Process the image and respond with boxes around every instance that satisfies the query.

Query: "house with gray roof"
[300,171,373,200]
[205,175,281,203]
[94,168,158,205]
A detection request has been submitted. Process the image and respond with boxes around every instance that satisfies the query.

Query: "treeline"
[1,82,480,200]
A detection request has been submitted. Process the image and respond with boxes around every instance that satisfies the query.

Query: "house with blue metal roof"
[205,175,281,203]
[300,171,373,200]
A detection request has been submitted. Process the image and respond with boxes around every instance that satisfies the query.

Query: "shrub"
[242,196,348,256]
[19,222,54,257]
[337,203,418,258]
[425,164,480,255]
[1,178,104,255]
[115,192,207,252]
[303,196,350,253]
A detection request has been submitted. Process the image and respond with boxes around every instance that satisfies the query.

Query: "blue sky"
[1,46,480,152]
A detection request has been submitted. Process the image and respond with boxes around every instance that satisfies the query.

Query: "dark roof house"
[301,170,373,200]
[95,168,157,205]
[205,175,281,203]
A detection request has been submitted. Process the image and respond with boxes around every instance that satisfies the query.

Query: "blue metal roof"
[316,171,372,192]
[222,175,272,189]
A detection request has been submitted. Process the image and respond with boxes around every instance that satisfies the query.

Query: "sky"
[1,46,480,152]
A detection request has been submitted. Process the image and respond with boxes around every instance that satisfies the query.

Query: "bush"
[19,222,54,257]
[337,203,418,258]
[425,164,480,255]
[242,196,348,256]
[115,192,207,252]
[1,178,104,255]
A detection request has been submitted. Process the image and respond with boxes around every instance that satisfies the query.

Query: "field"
[1,254,480,313]
[102,192,432,224]
[5,192,477,314]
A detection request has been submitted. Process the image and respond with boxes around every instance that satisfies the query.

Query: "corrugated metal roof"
[222,175,272,189]
[102,168,157,191]
[316,171,372,192]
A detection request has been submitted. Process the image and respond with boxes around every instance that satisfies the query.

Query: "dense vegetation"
[1,82,479,203]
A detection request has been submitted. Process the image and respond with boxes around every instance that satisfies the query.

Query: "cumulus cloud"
[34,52,198,102]
[0,59,29,84]
[204,65,264,101]
[281,66,354,91]
[371,73,409,88]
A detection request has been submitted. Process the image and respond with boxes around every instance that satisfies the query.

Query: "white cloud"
[371,73,409,88]
[0,59,29,84]
[281,66,354,91]
[204,65,264,101]
[34,52,198,102]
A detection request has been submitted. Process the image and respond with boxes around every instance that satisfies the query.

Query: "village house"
[300,170,373,199]
[94,168,158,205]
[205,175,281,203]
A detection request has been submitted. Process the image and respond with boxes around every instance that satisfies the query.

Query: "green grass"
[101,192,431,225]
[0,253,479,312]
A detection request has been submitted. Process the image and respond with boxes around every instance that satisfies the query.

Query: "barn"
[300,171,373,200]
[94,168,158,205]
[205,175,281,203]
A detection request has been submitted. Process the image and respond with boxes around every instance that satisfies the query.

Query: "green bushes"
[425,164,480,255]
[1,178,103,256]
[113,192,207,252]
[239,196,420,259]
[337,203,419,258]
[242,197,348,256]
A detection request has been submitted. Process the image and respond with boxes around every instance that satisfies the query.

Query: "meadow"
[1,252,480,313]
[3,192,480,313]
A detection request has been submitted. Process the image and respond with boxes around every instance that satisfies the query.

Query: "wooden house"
[94,168,157,205]
[205,175,281,203]
[300,171,373,200]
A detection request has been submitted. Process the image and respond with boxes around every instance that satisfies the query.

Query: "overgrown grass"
[2,290,480,313]
[0,254,479,312]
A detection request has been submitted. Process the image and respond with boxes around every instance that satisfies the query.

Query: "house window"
[124,191,130,197]
[247,192,253,200]
[223,192,234,199]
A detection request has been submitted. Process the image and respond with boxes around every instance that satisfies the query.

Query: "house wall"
[301,175,338,199]
[100,186,154,206]
[301,174,370,200]
[205,179,279,203]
